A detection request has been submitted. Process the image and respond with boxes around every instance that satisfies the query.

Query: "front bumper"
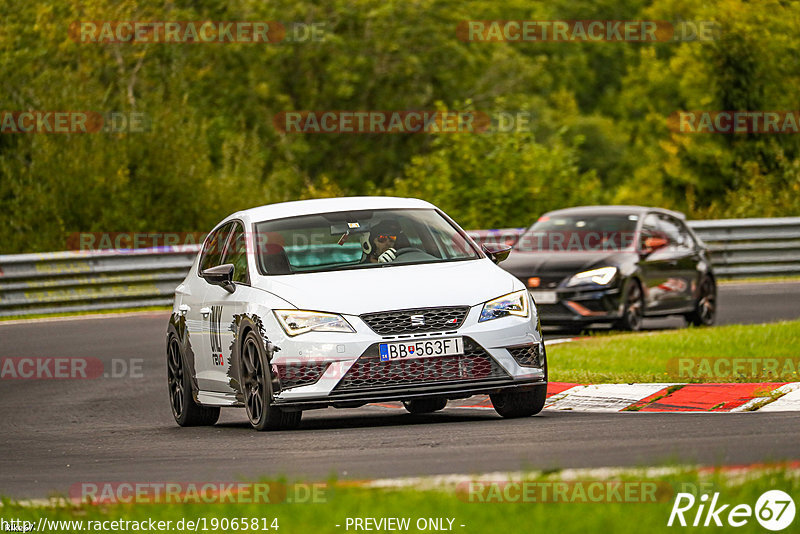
[266,304,546,406]
[532,285,624,325]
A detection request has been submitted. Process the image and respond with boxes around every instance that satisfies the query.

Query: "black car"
[500,206,716,331]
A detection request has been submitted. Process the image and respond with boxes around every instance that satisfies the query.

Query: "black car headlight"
[566,266,617,287]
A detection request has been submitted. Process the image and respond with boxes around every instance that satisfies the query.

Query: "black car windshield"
[254,208,480,275]
[515,213,639,252]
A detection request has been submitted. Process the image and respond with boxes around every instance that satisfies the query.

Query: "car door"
[637,214,674,312]
[192,221,234,393]
[653,213,697,311]
[658,214,701,310]
[199,221,249,393]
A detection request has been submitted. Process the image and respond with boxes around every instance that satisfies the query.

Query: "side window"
[221,222,249,284]
[675,218,697,249]
[658,215,691,251]
[639,214,661,249]
[200,222,234,273]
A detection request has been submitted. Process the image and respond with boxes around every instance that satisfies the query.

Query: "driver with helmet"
[361,219,407,263]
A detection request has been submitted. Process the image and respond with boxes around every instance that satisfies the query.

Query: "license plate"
[529,290,558,304]
[379,337,464,362]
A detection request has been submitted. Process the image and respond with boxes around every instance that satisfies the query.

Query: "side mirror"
[482,244,512,264]
[201,263,236,293]
[642,236,668,255]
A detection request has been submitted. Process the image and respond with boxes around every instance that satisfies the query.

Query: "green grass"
[2,467,797,534]
[720,275,800,284]
[548,320,800,383]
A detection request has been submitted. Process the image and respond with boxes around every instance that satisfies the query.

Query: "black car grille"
[274,362,330,389]
[360,306,469,335]
[535,303,573,317]
[332,338,509,393]
[507,344,541,367]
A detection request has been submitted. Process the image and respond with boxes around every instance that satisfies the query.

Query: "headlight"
[479,290,529,323]
[566,266,617,287]
[274,310,355,336]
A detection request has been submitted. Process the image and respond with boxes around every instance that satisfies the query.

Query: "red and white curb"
[372,382,800,412]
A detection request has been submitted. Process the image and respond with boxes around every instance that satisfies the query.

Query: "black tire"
[491,344,548,418]
[685,276,717,327]
[167,334,220,427]
[616,279,644,332]
[491,386,547,418]
[403,397,447,414]
[239,330,302,431]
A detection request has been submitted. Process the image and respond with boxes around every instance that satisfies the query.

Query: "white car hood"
[255,259,520,315]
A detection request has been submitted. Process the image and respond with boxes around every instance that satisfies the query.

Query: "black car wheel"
[616,279,644,331]
[685,276,717,327]
[403,397,447,414]
[491,345,548,418]
[167,334,220,426]
[491,386,547,418]
[239,330,301,431]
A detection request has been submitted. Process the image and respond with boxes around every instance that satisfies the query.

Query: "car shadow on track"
[212,407,525,432]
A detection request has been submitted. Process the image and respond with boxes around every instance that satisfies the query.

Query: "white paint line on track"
[358,466,688,490]
[545,383,675,412]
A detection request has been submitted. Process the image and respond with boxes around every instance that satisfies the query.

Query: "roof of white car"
[230,196,437,224]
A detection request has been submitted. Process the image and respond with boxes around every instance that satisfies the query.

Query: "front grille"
[274,362,330,389]
[360,306,469,335]
[536,303,573,318]
[332,338,509,393]
[507,344,541,367]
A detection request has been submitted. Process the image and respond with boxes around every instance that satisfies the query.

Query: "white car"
[166,197,547,430]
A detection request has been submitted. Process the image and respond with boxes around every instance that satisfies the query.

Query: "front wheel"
[239,331,301,431]
[491,386,547,418]
[167,334,220,427]
[685,276,716,327]
[492,344,547,418]
[616,279,644,331]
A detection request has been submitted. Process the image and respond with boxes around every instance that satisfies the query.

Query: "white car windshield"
[254,208,480,275]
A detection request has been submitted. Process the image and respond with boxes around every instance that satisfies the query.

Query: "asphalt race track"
[2,282,799,499]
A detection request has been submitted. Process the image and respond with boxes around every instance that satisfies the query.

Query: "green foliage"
[1,0,798,253]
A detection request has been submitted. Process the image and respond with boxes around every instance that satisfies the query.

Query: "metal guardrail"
[0,247,199,317]
[1,217,798,317]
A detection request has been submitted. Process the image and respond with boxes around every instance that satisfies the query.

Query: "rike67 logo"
[668,490,796,530]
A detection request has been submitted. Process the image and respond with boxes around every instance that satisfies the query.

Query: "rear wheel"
[403,397,447,414]
[239,331,301,431]
[616,279,644,331]
[167,335,220,427]
[685,276,716,327]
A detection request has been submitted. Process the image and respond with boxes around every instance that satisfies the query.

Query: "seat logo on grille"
[410,314,426,326]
